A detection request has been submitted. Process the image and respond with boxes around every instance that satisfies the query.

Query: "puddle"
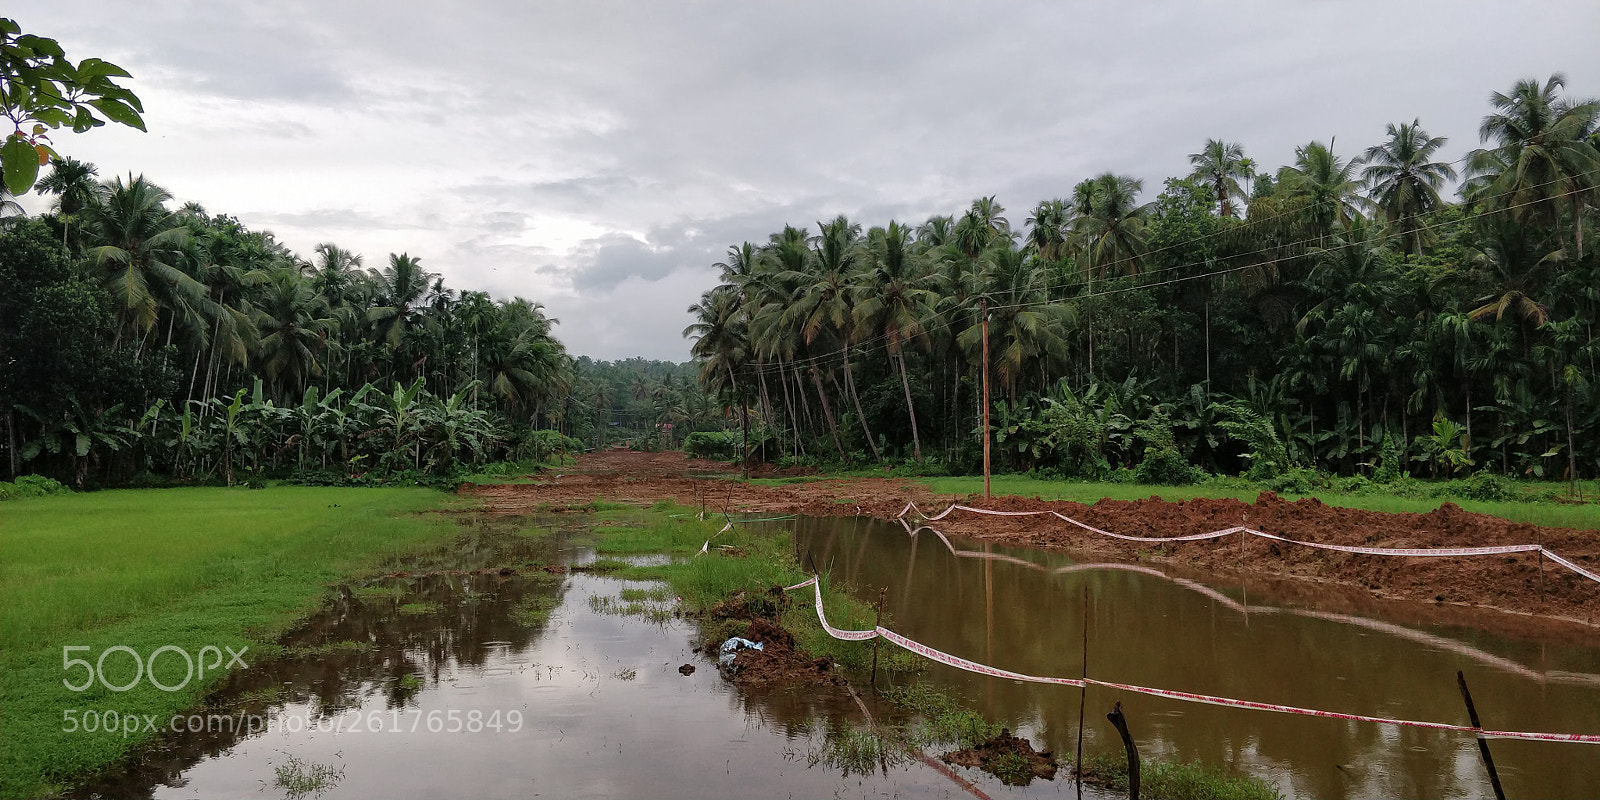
[785,515,1600,800]
[77,516,1109,799]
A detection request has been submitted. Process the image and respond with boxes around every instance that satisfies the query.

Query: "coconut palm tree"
[81,173,205,349]
[250,270,335,402]
[1465,73,1600,257]
[368,252,437,364]
[1277,141,1364,241]
[1361,119,1457,255]
[854,220,936,460]
[1187,139,1253,218]
[1072,173,1150,279]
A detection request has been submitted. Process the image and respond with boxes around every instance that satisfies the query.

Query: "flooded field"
[789,516,1600,800]
[76,514,1596,799]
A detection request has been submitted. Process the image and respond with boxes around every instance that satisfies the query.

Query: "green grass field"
[914,475,1600,530]
[0,486,469,799]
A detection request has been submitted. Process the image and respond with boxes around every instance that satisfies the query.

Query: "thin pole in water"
[870,586,886,686]
[1456,670,1507,800]
[1106,701,1140,800]
[1076,585,1089,800]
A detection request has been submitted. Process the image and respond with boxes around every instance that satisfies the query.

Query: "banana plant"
[17,401,130,487]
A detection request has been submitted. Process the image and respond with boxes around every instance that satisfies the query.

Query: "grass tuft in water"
[882,684,1001,748]
[1081,753,1283,800]
[272,753,345,798]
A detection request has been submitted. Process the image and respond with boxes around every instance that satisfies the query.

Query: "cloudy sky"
[16,2,1599,361]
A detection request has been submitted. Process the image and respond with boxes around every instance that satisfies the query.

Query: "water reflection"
[80,517,1092,799]
[791,515,1600,800]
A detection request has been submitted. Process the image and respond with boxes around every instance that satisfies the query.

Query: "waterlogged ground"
[76,516,1108,800]
[788,516,1600,800]
[74,512,1598,799]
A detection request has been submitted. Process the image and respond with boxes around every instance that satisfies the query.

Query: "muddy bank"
[464,451,1600,623]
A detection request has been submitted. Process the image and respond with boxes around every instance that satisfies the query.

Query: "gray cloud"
[19,1,1600,361]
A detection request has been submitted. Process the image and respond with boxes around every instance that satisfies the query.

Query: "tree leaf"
[1,135,41,194]
[86,97,147,131]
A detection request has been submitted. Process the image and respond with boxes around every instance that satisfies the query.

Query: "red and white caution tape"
[781,576,1600,745]
[897,501,1600,585]
[1245,529,1540,558]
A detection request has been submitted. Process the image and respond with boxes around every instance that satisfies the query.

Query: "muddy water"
[789,515,1600,800]
[77,518,1094,800]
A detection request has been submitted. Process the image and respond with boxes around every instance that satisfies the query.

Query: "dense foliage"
[0,176,719,486]
[686,74,1600,488]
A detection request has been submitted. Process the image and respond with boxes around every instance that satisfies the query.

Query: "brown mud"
[463,451,1600,624]
[941,729,1058,785]
[698,587,845,686]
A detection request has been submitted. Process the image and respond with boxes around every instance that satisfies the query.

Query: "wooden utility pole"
[981,297,991,499]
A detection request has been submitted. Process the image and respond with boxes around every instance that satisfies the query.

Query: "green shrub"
[0,474,71,500]
[1451,470,1517,502]
[684,430,741,461]
[1133,448,1197,485]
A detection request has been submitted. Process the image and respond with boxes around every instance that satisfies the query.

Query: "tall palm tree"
[1187,139,1253,218]
[34,156,101,250]
[1465,73,1600,257]
[250,270,335,402]
[81,173,204,349]
[1277,141,1364,241]
[368,252,437,355]
[854,221,936,460]
[1072,173,1150,279]
[1024,199,1069,263]
[1361,119,1457,255]
[684,288,751,467]
[957,244,1071,397]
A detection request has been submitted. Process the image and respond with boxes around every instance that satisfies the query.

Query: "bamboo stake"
[870,586,886,685]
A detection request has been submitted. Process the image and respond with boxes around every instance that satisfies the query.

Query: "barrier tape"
[898,519,1600,688]
[896,502,1600,585]
[780,577,1600,745]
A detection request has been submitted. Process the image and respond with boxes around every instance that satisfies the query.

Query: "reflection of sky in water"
[147,574,1100,799]
[790,516,1600,800]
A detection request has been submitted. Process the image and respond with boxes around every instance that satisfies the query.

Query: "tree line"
[685,74,1599,487]
[0,169,723,485]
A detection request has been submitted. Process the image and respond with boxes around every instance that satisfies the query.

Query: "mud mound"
[724,617,841,686]
[706,587,790,622]
[464,451,1600,623]
[941,729,1057,785]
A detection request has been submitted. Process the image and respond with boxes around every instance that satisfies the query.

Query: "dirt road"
[462,450,1600,624]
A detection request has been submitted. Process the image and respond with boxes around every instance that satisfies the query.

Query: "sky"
[15,2,1600,362]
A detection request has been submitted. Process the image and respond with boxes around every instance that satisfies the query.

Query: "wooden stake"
[1106,701,1140,800]
[1456,670,1507,800]
[1076,586,1089,800]
[1538,547,1545,605]
[870,586,886,685]
[981,297,991,500]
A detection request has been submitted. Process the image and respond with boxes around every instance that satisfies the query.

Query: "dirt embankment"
[463,451,1600,624]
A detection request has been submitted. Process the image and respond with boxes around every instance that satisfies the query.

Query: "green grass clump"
[509,590,563,626]
[396,601,442,616]
[882,684,1001,748]
[273,753,345,798]
[0,486,467,798]
[285,640,373,658]
[1081,754,1283,800]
